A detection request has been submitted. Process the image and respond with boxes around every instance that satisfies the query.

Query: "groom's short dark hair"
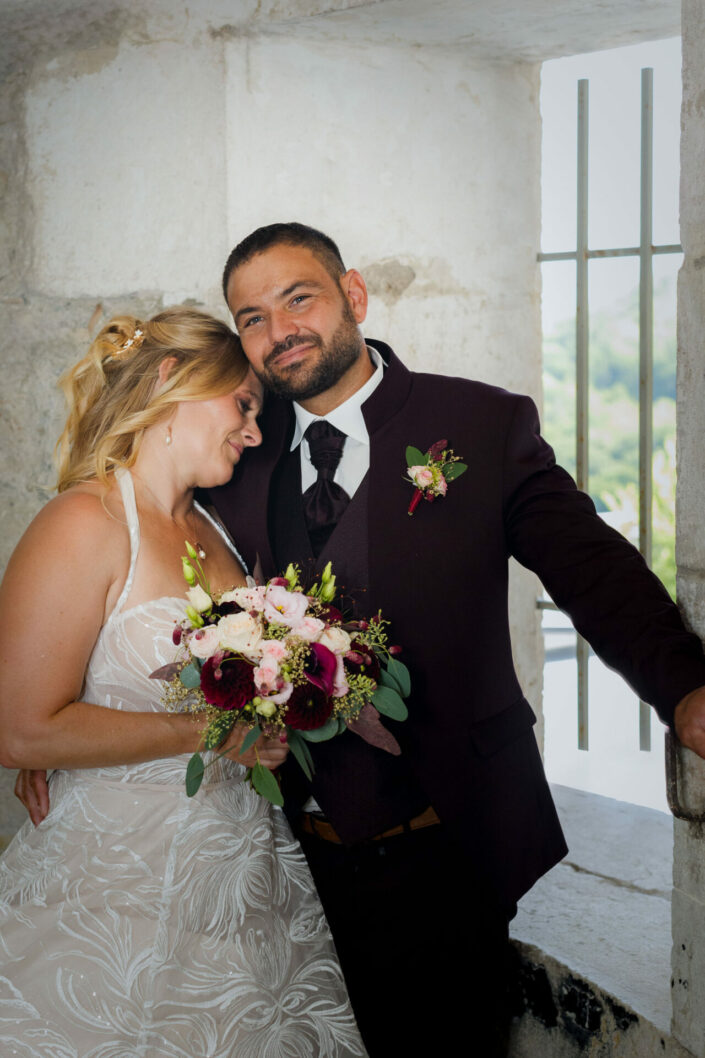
[222,222,346,300]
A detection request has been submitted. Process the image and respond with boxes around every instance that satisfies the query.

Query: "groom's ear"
[340,269,368,324]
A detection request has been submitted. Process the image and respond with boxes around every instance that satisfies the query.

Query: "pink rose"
[189,624,222,659]
[260,639,288,662]
[254,658,280,695]
[408,465,434,488]
[435,474,448,496]
[290,616,326,642]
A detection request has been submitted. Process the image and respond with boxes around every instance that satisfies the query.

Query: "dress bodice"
[76,468,242,786]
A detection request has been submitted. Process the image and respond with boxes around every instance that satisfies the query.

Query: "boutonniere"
[405,439,468,516]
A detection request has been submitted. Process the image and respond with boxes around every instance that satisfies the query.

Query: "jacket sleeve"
[501,393,705,725]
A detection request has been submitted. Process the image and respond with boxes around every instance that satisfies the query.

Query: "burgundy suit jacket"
[208,342,705,909]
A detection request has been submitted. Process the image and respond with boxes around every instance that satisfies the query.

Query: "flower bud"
[255,699,277,718]
[185,541,199,561]
[320,572,337,603]
[182,557,197,585]
[185,605,204,628]
[284,563,298,587]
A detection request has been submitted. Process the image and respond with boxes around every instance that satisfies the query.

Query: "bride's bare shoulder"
[12,478,129,564]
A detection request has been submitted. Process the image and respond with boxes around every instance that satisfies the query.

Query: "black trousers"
[297,821,515,1058]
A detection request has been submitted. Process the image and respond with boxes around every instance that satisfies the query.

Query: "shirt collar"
[290,345,384,450]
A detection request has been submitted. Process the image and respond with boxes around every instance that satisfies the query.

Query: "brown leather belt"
[298,805,440,845]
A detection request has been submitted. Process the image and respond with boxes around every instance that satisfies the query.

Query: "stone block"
[671,887,705,1057]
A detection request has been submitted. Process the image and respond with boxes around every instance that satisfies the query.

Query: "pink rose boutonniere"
[405,439,468,515]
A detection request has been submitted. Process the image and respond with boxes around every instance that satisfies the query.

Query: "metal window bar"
[537,68,682,752]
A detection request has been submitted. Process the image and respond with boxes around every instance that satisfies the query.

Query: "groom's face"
[226,244,366,402]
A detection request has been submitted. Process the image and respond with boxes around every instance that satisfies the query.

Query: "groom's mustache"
[265,332,323,367]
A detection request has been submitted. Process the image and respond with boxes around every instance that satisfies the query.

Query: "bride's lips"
[229,439,244,458]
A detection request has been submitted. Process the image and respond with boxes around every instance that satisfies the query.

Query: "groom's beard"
[256,302,363,402]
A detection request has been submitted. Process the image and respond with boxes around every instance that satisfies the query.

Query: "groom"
[210,222,705,1056]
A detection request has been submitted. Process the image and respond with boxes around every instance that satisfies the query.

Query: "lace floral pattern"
[0,473,365,1057]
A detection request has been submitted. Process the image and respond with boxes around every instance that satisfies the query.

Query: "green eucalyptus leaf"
[299,717,341,742]
[251,763,284,806]
[378,667,403,694]
[185,753,205,797]
[386,657,411,697]
[287,731,314,780]
[444,462,468,482]
[405,445,426,467]
[371,685,409,721]
[239,723,262,756]
[179,663,201,689]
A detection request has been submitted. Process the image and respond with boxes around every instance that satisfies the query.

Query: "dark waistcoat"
[269,445,429,842]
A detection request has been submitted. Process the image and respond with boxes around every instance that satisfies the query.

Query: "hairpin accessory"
[112,327,145,360]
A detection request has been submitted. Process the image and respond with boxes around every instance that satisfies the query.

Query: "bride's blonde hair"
[56,307,249,492]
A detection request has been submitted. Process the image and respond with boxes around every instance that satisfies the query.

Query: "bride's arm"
[0,493,287,773]
[0,491,203,770]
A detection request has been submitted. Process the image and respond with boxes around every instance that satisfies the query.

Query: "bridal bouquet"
[151,549,410,806]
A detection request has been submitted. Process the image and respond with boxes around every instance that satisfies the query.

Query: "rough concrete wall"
[0,6,543,840]
[671,0,705,1053]
[222,30,545,729]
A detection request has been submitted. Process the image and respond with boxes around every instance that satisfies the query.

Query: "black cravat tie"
[302,420,350,558]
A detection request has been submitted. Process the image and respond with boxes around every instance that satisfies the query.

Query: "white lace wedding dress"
[0,471,365,1058]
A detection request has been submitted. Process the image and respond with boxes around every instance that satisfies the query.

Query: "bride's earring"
[165,427,172,446]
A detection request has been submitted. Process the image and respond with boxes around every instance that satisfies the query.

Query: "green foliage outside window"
[542,281,676,599]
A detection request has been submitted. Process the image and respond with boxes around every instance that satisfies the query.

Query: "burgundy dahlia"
[285,683,334,731]
[200,656,254,711]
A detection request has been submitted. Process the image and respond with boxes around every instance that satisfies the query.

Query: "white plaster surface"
[512,784,673,1028]
[26,37,228,303]
[0,0,682,67]
[223,35,543,395]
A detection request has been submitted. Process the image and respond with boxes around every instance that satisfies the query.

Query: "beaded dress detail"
[0,470,365,1058]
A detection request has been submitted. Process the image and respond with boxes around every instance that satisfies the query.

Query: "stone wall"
[671,0,705,1053]
[0,0,544,841]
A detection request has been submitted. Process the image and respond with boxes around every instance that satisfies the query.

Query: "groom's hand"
[14,768,50,826]
[675,684,705,760]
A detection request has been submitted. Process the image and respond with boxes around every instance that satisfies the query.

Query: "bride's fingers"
[14,769,49,826]
[222,729,290,769]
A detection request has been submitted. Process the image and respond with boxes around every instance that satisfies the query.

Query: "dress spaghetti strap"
[108,467,141,620]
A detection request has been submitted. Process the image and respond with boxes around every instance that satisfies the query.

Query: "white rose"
[186,584,213,613]
[219,586,266,611]
[217,612,263,657]
[318,626,352,655]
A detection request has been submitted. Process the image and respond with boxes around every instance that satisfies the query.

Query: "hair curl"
[56,306,248,493]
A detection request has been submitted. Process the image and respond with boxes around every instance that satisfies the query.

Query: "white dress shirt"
[290,346,384,497]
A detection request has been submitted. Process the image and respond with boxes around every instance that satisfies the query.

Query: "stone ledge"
[508,785,696,1057]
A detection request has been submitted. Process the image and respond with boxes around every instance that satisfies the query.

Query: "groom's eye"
[242,315,262,328]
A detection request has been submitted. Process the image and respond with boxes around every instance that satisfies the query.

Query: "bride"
[0,307,366,1057]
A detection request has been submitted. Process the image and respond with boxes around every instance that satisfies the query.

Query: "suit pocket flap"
[469,697,537,758]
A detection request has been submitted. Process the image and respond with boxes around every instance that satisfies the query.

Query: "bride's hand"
[221,726,290,771]
[14,768,50,826]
